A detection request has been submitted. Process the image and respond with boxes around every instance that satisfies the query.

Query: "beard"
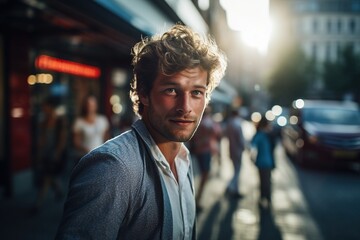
[145,107,202,143]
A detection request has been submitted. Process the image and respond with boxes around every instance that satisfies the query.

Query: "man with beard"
[56,24,227,240]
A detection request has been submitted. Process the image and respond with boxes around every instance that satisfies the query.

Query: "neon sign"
[35,55,101,78]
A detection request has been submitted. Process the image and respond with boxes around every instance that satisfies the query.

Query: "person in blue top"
[251,117,276,208]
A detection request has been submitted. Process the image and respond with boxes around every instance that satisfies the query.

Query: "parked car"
[281,99,360,170]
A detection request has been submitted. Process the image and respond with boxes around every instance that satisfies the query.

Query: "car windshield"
[303,108,360,125]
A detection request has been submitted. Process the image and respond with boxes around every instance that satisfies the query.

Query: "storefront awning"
[94,0,208,35]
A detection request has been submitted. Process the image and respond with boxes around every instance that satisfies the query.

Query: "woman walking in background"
[73,94,110,160]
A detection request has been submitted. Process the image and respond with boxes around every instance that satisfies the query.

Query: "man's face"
[141,67,208,143]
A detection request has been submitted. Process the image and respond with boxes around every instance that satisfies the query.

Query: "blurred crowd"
[31,94,111,214]
[189,106,277,211]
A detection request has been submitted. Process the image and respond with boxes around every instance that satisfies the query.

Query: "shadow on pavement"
[256,205,282,240]
[197,194,239,240]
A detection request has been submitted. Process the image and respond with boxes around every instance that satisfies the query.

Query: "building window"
[326,42,331,61]
[302,18,310,34]
[312,42,317,60]
[337,19,342,34]
[313,19,318,34]
[349,18,355,34]
[327,19,332,34]
[335,42,342,60]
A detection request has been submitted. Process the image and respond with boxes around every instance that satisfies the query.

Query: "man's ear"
[139,93,149,106]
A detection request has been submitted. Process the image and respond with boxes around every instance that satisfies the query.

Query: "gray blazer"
[55,120,195,240]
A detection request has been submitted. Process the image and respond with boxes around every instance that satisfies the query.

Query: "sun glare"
[220,0,273,55]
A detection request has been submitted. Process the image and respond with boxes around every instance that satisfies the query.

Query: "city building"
[291,0,360,62]
[269,0,360,91]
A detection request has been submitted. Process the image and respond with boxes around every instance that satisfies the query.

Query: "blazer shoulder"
[74,130,144,183]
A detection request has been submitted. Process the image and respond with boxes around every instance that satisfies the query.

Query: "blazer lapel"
[133,128,173,240]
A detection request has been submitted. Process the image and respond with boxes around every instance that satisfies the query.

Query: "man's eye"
[192,90,204,96]
[164,88,176,95]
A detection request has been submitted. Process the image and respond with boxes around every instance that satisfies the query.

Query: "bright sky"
[220,0,273,55]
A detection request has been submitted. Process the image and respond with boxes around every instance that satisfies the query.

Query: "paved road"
[292,162,360,240]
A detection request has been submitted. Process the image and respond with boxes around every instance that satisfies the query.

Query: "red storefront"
[0,0,208,197]
[1,33,134,196]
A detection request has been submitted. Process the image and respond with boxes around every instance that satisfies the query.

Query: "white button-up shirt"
[146,139,196,240]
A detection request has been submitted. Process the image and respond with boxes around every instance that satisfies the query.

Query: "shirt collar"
[132,119,190,172]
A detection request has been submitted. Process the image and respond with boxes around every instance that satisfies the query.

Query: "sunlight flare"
[221,0,273,54]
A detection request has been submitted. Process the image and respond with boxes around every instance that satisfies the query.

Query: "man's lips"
[169,118,195,126]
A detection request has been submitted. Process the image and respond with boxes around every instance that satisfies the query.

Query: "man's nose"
[176,93,192,114]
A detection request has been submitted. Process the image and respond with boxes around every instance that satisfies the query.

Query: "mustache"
[170,113,197,122]
[170,117,196,122]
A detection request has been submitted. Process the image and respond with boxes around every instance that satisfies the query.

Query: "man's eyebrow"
[159,80,207,89]
[193,84,208,90]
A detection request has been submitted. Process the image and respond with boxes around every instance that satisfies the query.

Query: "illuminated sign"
[35,55,101,78]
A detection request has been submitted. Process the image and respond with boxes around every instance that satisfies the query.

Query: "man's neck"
[156,141,181,165]
[153,141,181,182]
[142,118,182,165]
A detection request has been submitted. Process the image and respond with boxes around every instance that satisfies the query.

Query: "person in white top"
[73,95,110,157]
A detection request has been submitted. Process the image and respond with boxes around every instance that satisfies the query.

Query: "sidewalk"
[195,134,323,240]
[0,165,71,240]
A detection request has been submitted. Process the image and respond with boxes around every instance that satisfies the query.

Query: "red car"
[281,99,360,170]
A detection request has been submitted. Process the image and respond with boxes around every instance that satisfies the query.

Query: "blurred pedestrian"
[33,96,67,213]
[190,106,222,209]
[56,24,227,239]
[225,109,246,198]
[250,117,276,208]
[73,94,110,161]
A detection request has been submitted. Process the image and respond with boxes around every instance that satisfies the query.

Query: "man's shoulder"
[85,120,154,167]
[76,130,144,179]
[95,130,139,158]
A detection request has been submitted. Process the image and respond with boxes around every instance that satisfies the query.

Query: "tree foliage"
[323,46,360,102]
[266,47,315,106]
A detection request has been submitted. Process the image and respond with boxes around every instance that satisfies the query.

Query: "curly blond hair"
[130,24,227,116]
